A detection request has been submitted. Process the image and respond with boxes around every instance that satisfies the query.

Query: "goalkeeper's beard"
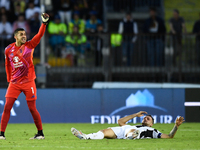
[16,37,26,45]
[21,37,26,44]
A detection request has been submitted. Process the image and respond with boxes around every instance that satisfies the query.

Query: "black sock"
[38,130,44,136]
[0,131,5,137]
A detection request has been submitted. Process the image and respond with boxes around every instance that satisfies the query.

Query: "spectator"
[87,0,101,11]
[73,0,88,19]
[85,11,102,33]
[192,13,200,66]
[12,2,23,22]
[68,11,85,34]
[93,24,106,66]
[26,0,40,7]
[0,6,14,23]
[169,9,187,66]
[0,0,14,22]
[0,14,12,60]
[0,14,12,40]
[25,1,40,22]
[0,6,8,19]
[143,7,166,66]
[13,0,26,14]
[65,25,87,66]
[118,12,138,66]
[58,0,74,24]
[13,14,31,39]
[87,0,103,20]
[0,6,7,16]
[0,0,11,11]
[48,14,67,57]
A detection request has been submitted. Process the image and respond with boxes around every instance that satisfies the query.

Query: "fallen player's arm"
[161,116,185,139]
[118,111,147,126]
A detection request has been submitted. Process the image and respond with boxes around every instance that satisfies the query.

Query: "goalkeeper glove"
[41,13,49,24]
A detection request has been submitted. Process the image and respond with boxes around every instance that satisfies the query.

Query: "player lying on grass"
[71,111,184,140]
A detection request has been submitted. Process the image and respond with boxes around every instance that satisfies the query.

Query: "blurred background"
[0,0,200,88]
[0,0,200,123]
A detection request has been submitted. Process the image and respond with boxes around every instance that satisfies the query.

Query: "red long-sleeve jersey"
[4,23,46,84]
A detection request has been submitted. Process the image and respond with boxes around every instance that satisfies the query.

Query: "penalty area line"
[0,145,145,149]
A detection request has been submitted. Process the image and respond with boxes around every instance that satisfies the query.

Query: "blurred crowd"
[0,0,200,67]
[111,8,200,67]
[0,0,103,66]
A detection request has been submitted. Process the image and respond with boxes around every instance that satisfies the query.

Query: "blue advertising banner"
[0,89,185,123]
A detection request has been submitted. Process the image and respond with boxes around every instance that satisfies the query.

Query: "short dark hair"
[14,28,25,35]
[173,9,179,14]
[146,115,154,124]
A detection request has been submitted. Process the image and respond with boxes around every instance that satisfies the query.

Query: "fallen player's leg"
[71,127,117,140]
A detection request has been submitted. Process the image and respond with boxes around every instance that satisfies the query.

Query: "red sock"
[1,97,16,132]
[27,100,43,131]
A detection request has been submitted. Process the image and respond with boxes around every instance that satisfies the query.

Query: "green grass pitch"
[0,123,200,150]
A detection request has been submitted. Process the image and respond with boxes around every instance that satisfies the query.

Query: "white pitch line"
[0,145,144,149]
[0,146,198,150]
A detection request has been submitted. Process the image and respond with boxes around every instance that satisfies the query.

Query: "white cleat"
[71,127,87,140]
[29,134,45,140]
[0,136,6,140]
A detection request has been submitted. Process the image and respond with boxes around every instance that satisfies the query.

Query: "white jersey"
[110,125,162,139]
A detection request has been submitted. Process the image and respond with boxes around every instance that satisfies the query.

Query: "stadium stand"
[1,0,200,88]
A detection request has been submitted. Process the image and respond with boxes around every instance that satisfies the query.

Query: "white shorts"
[110,125,132,139]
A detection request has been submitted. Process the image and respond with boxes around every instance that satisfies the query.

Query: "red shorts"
[5,80,37,101]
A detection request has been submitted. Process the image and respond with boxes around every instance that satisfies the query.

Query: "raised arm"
[118,111,147,126]
[28,13,49,48]
[161,116,185,139]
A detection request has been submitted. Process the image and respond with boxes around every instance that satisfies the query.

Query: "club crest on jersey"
[13,56,23,68]
[13,56,19,63]
[20,49,22,53]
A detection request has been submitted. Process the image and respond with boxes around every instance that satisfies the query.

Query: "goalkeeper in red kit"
[0,13,49,140]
